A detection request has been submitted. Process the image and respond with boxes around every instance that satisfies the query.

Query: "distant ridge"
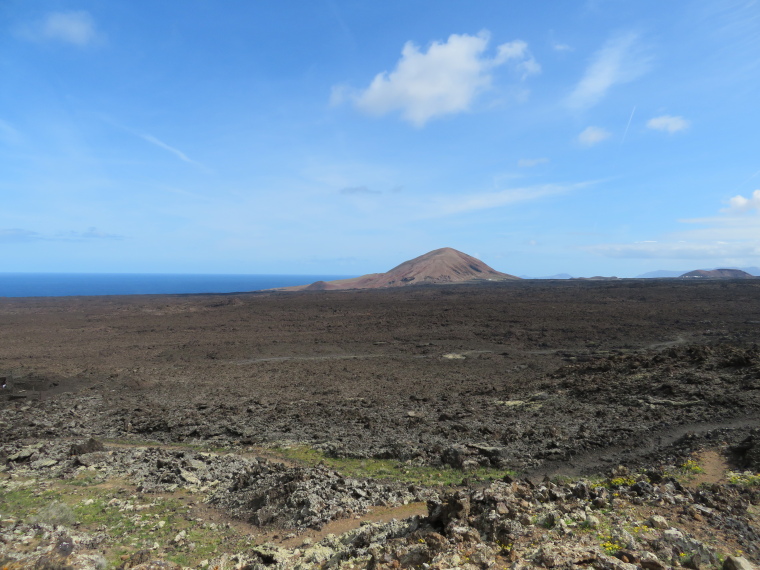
[636,270,687,278]
[276,248,520,291]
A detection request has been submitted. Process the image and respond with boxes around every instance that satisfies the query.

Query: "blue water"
[0,273,355,298]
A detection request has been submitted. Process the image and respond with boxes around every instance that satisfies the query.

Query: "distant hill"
[638,267,760,278]
[679,268,756,279]
[520,273,574,279]
[277,248,520,291]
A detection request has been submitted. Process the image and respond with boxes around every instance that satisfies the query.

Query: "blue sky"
[1,1,759,277]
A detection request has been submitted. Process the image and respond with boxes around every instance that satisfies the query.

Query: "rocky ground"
[0,279,759,569]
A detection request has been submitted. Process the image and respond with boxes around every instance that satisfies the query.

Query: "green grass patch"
[0,477,251,569]
[269,445,516,486]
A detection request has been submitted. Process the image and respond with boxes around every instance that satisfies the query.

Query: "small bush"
[31,501,77,527]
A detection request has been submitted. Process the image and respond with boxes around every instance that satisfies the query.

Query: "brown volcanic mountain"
[680,268,756,279]
[285,248,520,291]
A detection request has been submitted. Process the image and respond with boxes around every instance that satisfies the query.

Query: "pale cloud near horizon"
[589,241,760,259]
[17,11,98,46]
[590,191,760,260]
[517,157,549,167]
[566,31,651,109]
[0,229,41,243]
[1,227,123,243]
[342,31,540,127]
[56,227,124,241]
[647,115,690,133]
[577,126,611,146]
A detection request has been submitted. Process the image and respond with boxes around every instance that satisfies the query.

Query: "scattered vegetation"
[0,476,251,568]
[727,471,760,486]
[679,459,705,475]
[270,444,516,486]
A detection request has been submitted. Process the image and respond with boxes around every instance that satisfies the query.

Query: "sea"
[0,273,355,298]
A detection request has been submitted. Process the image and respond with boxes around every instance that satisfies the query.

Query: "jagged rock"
[70,438,105,456]
[724,557,757,570]
[639,551,667,570]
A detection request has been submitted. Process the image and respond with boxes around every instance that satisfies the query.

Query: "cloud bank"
[346,31,539,127]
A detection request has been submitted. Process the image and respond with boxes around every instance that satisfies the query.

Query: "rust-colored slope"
[283,248,519,291]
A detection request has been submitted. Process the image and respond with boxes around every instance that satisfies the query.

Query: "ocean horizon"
[0,273,355,298]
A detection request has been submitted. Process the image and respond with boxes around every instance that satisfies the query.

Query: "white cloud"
[19,11,98,46]
[496,40,541,78]
[552,42,572,52]
[577,126,611,146]
[725,189,760,213]
[566,31,651,109]
[647,115,690,133]
[517,157,549,168]
[350,31,539,127]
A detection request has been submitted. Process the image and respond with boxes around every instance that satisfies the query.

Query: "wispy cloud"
[340,186,381,195]
[0,227,123,243]
[426,182,587,218]
[517,157,549,167]
[342,31,540,127]
[17,11,98,46]
[0,229,42,243]
[0,119,22,145]
[566,31,651,110]
[55,227,124,241]
[646,115,690,133]
[140,134,195,164]
[577,126,611,146]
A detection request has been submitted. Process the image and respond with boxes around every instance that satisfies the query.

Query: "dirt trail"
[526,414,760,481]
[268,502,428,548]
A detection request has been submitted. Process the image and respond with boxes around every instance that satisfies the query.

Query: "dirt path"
[526,414,759,481]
